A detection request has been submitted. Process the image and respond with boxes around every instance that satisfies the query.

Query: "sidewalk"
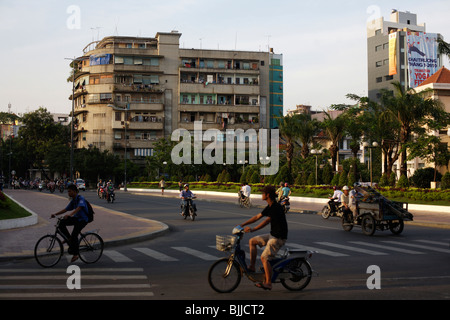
[1,188,450,262]
[0,189,169,261]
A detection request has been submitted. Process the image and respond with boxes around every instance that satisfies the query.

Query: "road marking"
[103,250,134,262]
[0,292,154,298]
[0,284,151,290]
[286,242,348,257]
[349,241,424,254]
[172,247,219,261]
[414,239,449,246]
[0,268,144,273]
[0,275,148,280]
[133,248,179,261]
[316,242,388,255]
[382,241,450,254]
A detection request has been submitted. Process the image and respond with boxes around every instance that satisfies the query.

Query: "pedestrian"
[159,177,166,195]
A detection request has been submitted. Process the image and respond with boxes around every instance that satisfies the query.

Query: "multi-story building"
[367,10,442,101]
[70,32,282,164]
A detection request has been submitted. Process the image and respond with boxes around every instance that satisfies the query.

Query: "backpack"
[86,200,95,223]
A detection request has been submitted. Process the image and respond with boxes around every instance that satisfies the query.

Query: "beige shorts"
[252,234,286,261]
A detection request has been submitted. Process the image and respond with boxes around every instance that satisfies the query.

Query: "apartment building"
[367,10,442,101]
[70,32,282,164]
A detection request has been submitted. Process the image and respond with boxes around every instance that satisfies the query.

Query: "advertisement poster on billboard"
[407,32,439,88]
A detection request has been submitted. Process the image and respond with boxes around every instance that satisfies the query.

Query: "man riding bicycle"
[240,185,288,290]
[50,184,89,262]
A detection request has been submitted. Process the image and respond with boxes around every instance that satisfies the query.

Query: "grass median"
[0,192,32,220]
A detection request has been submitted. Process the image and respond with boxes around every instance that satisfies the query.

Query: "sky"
[1,0,449,116]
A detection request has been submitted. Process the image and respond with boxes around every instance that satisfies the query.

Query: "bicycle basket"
[216,235,236,252]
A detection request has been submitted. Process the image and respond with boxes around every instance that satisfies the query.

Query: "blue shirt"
[180,190,195,198]
[282,187,291,197]
[65,195,89,222]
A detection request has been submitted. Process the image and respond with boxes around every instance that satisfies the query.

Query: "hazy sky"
[1,0,449,116]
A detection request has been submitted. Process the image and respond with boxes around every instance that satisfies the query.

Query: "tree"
[380,82,449,177]
[320,111,347,174]
[276,114,301,182]
[294,113,320,159]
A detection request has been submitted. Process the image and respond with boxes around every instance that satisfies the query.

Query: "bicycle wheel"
[34,235,63,268]
[208,258,242,293]
[78,233,104,264]
[280,258,312,291]
[189,207,195,221]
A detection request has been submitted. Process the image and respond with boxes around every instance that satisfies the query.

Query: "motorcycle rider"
[275,181,284,202]
[329,186,343,212]
[180,183,197,216]
[240,185,288,291]
[281,183,291,200]
[340,186,357,220]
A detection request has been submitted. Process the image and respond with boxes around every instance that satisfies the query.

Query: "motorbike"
[208,226,316,293]
[106,189,115,203]
[98,186,106,199]
[38,182,44,192]
[59,183,65,193]
[279,196,290,213]
[180,197,197,221]
[321,196,343,219]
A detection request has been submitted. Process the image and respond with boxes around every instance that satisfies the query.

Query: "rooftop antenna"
[199,38,203,49]
[265,35,272,52]
[90,27,102,41]
[114,19,119,36]
[8,102,11,113]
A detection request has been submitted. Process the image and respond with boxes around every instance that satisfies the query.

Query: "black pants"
[59,217,87,255]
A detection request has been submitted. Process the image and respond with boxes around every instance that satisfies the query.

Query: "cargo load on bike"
[341,186,413,236]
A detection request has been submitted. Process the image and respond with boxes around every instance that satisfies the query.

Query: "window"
[376,77,382,83]
[375,45,382,52]
[115,112,122,121]
[376,61,382,67]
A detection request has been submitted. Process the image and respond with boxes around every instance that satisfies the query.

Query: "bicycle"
[237,191,252,209]
[208,226,315,293]
[34,217,104,268]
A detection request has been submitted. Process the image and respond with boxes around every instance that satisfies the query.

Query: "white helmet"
[342,186,349,191]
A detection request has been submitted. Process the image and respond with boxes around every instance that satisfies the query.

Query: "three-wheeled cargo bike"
[341,186,414,236]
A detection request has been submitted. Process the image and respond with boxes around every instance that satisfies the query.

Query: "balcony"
[180,82,260,95]
[112,120,163,130]
[114,101,164,112]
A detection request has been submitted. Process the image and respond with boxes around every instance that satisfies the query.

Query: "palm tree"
[295,113,320,159]
[380,81,448,177]
[437,38,450,59]
[276,114,301,182]
[320,111,347,174]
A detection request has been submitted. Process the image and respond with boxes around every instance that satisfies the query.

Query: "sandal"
[70,255,79,263]
[255,283,272,290]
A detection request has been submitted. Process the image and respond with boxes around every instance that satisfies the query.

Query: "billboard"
[388,33,398,76]
[406,32,439,88]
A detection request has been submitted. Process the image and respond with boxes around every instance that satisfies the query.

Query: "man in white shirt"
[241,182,251,199]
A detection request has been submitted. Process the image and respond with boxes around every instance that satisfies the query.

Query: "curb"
[0,194,38,231]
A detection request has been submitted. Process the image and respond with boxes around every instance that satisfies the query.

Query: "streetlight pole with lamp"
[363,141,378,186]
[311,149,322,185]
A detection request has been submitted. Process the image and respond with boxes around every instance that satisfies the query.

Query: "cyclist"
[179,183,197,215]
[239,182,251,201]
[240,185,288,291]
[50,184,89,262]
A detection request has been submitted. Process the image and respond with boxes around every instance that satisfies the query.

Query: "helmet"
[184,183,189,188]
[342,186,349,191]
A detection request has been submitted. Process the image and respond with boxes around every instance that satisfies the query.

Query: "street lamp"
[259,156,269,182]
[65,57,84,182]
[311,149,323,185]
[363,141,379,186]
